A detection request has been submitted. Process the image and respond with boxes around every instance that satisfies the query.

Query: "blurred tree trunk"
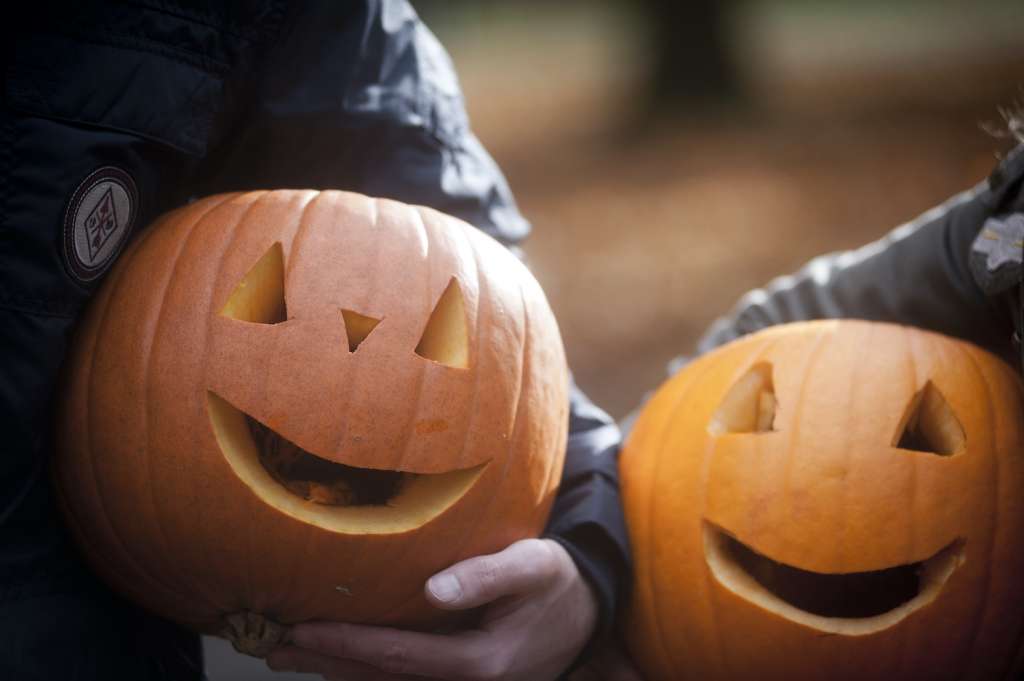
[637,0,741,114]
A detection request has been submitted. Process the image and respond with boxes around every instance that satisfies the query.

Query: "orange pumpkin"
[53,190,568,655]
[621,320,1024,681]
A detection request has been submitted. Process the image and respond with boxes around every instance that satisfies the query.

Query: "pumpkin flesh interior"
[709,363,777,436]
[248,416,409,506]
[416,277,469,369]
[704,522,964,635]
[893,381,965,456]
[208,391,486,534]
[220,242,287,324]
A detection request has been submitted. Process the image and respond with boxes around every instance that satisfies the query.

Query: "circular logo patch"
[63,166,138,283]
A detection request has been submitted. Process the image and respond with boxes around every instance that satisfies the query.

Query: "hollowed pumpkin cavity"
[704,522,965,635]
[247,416,410,506]
[207,391,487,534]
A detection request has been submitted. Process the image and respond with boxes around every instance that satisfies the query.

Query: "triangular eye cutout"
[415,277,469,369]
[341,309,381,352]
[894,381,964,456]
[709,363,777,435]
[220,243,287,324]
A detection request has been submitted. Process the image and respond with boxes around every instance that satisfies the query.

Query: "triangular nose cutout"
[341,310,381,352]
[416,278,469,368]
[709,363,777,435]
[221,243,287,324]
[895,381,964,456]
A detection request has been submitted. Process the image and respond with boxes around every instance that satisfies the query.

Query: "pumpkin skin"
[621,320,1024,681]
[53,191,568,649]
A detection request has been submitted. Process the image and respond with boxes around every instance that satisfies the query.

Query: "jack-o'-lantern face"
[208,241,489,534]
[621,321,1024,681]
[54,191,568,652]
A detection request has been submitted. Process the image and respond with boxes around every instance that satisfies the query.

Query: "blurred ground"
[431,0,1024,419]
[206,1,1024,677]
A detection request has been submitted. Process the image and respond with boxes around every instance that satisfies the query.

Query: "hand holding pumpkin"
[265,538,597,680]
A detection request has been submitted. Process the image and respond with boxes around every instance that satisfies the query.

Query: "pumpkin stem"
[220,611,289,658]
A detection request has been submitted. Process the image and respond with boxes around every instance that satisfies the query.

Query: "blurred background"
[206,0,1024,677]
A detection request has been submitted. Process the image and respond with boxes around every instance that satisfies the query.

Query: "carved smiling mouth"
[207,391,486,534]
[704,522,965,635]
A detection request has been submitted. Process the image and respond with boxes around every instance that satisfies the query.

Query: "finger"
[425,538,566,610]
[267,645,425,681]
[287,621,502,681]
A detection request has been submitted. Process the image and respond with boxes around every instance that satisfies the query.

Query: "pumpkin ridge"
[102,195,236,610]
[389,223,428,477]
[372,250,528,626]
[954,341,1000,680]
[217,193,278,617]
[991,347,1024,681]
[706,333,787,680]
[75,228,195,613]
[405,198,430,260]
[651,353,721,676]
[700,401,729,681]
[642,368,692,677]
[346,196,396,470]
[895,323,920,680]
[837,325,862,609]
[325,195,361,468]
[386,219,514,617]
[524,281,561,505]
[455,215,485,473]
[145,193,246,616]
[778,326,830,576]
[282,190,323,287]
[209,191,315,620]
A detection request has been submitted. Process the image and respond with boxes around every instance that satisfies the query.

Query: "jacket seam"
[5,106,211,158]
[122,0,261,43]
[46,30,230,75]
[0,294,79,319]
[0,114,14,243]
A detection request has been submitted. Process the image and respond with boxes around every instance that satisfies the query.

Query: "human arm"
[694,148,1024,363]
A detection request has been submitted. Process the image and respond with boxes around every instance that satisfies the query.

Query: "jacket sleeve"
[695,149,1024,364]
[543,382,630,663]
[200,0,631,650]
[200,0,529,246]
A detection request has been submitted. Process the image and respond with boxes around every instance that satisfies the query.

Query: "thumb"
[425,538,566,611]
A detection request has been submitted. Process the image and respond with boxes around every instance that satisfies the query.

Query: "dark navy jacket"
[0,2,629,678]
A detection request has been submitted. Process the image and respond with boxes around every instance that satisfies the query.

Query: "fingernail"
[428,573,462,603]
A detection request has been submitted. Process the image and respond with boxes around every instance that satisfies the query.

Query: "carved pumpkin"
[621,320,1024,681]
[53,190,568,654]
